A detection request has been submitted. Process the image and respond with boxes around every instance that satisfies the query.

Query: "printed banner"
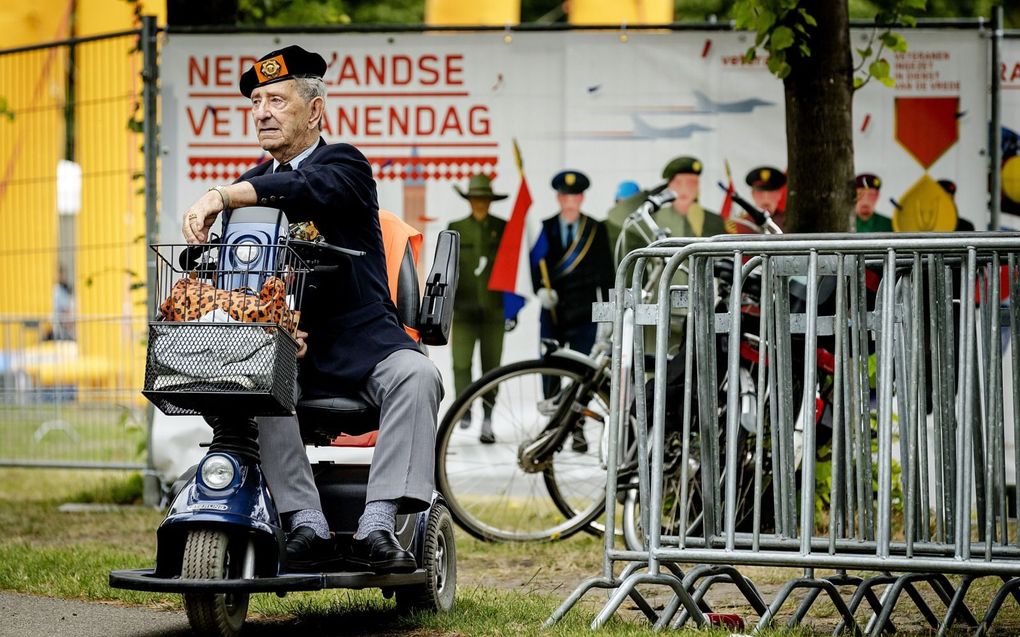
[160,29,995,384]
[1001,36,1020,229]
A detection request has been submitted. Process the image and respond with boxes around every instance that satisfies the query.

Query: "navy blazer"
[530,213,615,329]
[236,138,417,387]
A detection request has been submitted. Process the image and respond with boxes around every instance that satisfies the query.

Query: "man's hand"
[182,190,224,244]
[537,288,559,310]
[295,329,308,359]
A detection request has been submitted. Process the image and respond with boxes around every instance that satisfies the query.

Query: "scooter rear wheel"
[395,503,456,613]
[182,528,250,637]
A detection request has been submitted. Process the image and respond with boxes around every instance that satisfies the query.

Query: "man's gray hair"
[294,76,327,130]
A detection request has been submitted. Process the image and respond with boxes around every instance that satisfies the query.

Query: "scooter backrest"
[394,242,421,331]
[418,230,460,346]
[217,207,289,292]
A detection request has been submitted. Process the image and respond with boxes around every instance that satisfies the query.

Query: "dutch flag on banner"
[488,139,535,321]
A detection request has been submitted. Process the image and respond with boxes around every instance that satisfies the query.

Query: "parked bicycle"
[436,190,836,544]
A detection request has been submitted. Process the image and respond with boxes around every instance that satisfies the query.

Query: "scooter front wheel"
[182,528,250,637]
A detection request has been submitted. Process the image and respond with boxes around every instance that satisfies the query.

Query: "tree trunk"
[783,2,855,233]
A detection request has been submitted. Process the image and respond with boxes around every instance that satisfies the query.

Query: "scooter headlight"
[200,454,235,490]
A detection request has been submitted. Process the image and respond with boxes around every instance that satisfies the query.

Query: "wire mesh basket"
[142,241,310,417]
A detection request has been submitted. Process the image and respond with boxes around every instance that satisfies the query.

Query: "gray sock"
[289,508,330,540]
[354,499,398,540]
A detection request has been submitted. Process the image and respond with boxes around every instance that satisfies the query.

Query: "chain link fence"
[0,23,158,485]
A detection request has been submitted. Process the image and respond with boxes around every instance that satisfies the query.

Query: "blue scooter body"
[152,452,285,578]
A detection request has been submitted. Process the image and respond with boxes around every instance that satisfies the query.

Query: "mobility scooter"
[110,206,460,637]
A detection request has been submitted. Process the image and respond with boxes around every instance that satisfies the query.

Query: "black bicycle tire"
[435,356,608,542]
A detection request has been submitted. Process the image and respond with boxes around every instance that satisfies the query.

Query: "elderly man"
[181,45,443,574]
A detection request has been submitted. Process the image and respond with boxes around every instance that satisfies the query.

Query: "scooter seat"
[296,395,381,445]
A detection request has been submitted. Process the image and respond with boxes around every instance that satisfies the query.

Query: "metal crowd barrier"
[548,232,1020,635]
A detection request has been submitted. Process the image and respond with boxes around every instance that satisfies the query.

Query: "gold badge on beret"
[565,173,576,186]
[256,55,289,83]
[761,169,771,182]
[693,160,702,172]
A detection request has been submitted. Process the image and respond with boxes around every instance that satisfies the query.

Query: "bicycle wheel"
[622,368,775,551]
[436,357,608,542]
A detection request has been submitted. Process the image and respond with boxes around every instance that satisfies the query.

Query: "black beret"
[855,173,882,190]
[745,166,786,191]
[239,45,327,98]
[662,156,702,180]
[937,179,957,196]
[551,170,590,194]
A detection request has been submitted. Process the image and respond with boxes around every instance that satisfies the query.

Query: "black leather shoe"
[479,417,496,444]
[285,526,334,570]
[348,530,417,574]
[571,429,589,453]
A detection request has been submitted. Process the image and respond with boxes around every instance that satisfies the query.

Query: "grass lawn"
[3,468,1020,635]
[0,402,146,465]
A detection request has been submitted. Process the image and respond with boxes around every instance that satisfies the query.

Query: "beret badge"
[255,55,288,83]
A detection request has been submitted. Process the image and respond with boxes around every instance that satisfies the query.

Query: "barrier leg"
[900,579,942,629]
[976,576,1020,637]
[592,571,706,630]
[756,577,861,635]
[544,576,621,628]
[834,574,898,636]
[937,574,979,636]
[665,565,768,630]
[654,563,705,630]
[544,561,649,628]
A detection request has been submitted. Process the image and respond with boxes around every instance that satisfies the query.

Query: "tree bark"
[783,2,855,233]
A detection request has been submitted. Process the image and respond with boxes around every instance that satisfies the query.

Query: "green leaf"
[126,118,144,133]
[869,58,891,80]
[767,54,792,79]
[798,8,818,27]
[732,2,754,29]
[770,26,796,51]
[857,46,873,58]
[879,75,896,87]
[799,41,811,57]
[743,47,758,63]
[881,32,908,52]
[758,9,776,32]
[854,76,865,89]
[901,15,917,27]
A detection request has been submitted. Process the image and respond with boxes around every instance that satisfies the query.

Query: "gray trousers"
[257,348,444,516]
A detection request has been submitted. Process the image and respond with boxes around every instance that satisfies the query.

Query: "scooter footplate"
[109,568,427,593]
[109,569,324,593]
